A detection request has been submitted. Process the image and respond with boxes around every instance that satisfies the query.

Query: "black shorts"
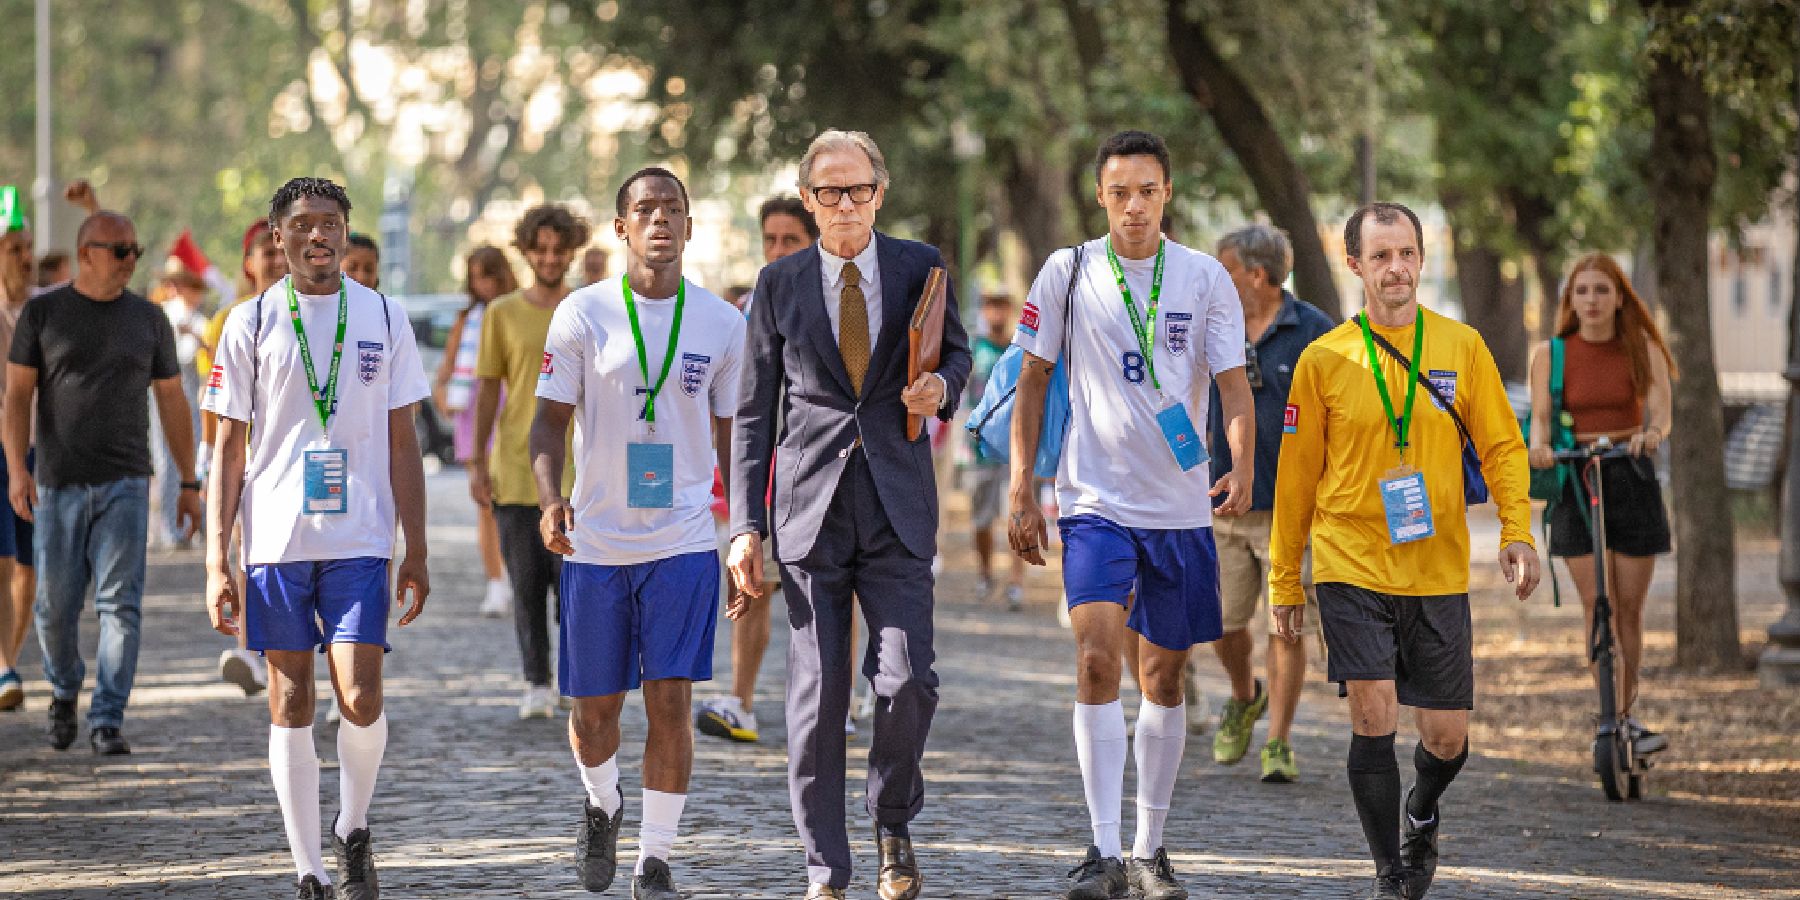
[1548,455,1671,558]
[1316,583,1474,710]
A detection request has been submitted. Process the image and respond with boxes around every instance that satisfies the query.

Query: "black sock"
[879,821,910,841]
[1407,740,1468,823]
[1347,732,1402,876]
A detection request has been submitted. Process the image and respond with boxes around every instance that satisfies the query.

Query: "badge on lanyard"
[626,442,675,509]
[621,276,686,510]
[1380,465,1434,544]
[1155,400,1208,472]
[304,448,349,515]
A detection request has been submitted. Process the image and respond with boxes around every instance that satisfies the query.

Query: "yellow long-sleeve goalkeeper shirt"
[1268,306,1533,606]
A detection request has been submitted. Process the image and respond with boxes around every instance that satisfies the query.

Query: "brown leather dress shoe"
[876,825,922,900]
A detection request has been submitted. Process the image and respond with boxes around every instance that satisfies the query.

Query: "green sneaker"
[1260,737,1299,783]
[1211,679,1267,765]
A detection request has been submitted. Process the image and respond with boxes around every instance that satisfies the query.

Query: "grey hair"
[796,129,890,191]
[1217,223,1293,286]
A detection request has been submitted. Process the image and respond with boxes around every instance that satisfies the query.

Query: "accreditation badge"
[626,442,676,509]
[1379,465,1433,544]
[1154,400,1208,472]
[303,448,349,515]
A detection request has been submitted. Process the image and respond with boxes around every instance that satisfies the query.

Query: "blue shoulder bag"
[965,245,1084,478]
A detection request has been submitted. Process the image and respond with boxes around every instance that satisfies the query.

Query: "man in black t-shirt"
[2,210,201,756]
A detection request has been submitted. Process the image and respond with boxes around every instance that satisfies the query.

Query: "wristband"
[180,480,203,492]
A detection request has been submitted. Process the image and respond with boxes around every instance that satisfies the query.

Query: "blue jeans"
[33,477,151,729]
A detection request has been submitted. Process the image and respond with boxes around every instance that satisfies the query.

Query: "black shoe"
[632,857,682,900]
[47,698,77,750]
[296,874,336,899]
[331,820,379,900]
[1366,874,1406,899]
[1399,786,1440,899]
[876,824,922,900]
[576,789,625,892]
[1126,848,1189,900]
[89,726,131,756]
[1064,845,1128,900]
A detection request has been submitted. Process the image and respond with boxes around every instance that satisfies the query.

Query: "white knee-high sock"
[1132,699,1186,859]
[636,789,686,873]
[335,713,388,840]
[577,752,622,815]
[270,725,328,883]
[1074,700,1128,859]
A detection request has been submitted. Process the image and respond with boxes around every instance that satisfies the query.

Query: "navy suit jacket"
[731,232,971,562]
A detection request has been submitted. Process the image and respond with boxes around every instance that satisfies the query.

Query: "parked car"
[393,293,467,465]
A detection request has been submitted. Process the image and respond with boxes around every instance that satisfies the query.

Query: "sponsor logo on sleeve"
[356,341,384,385]
[539,352,555,381]
[1019,301,1040,336]
[1283,403,1299,434]
[206,364,224,396]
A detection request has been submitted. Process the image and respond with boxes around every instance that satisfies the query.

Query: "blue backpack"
[966,245,1084,479]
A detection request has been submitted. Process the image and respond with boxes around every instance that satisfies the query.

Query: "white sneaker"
[519,685,556,719]
[326,696,341,725]
[1185,670,1211,736]
[855,690,876,722]
[218,648,267,696]
[480,580,512,618]
[696,697,760,742]
[1005,584,1024,612]
[974,577,994,601]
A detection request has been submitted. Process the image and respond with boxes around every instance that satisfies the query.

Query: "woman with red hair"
[1527,253,1674,756]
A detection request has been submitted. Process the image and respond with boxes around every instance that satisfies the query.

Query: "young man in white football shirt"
[202,177,431,900]
[530,167,744,899]
[1008,131,1256,900]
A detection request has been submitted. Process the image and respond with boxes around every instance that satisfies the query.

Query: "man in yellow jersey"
[1268,202,1538,900]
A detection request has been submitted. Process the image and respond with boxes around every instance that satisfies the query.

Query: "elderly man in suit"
[729,129,971,900]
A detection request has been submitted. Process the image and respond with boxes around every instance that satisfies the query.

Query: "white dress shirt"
[819,236,882,351]
[816,233,947,407]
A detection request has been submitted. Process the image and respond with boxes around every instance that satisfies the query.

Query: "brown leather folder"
[906,266,949,441]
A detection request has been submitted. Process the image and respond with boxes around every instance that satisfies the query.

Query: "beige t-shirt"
[475,291,575,505]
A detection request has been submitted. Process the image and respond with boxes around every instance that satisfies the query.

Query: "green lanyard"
[1106,239,1166,391]
[1357,311,1424,453]
[286,277,348,434]
[622,275,686,429]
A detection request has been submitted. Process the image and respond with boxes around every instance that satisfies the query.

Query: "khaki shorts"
[1212,510,1318,636]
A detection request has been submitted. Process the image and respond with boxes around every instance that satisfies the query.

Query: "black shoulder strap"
[376,289,393,340]
[250,285,272,387]
[1061,243,1084,361]
[1359,314,1475,450]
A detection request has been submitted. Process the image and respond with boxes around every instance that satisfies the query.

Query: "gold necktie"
[839,261,870,395]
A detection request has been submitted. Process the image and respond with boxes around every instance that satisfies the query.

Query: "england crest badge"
[1165,312,1192,356]
[680,352,711,397]
[356,341,384,386]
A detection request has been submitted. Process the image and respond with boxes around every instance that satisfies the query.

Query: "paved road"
[2,470,1796,898]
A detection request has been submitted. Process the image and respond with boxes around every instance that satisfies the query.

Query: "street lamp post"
[33,0,51,256]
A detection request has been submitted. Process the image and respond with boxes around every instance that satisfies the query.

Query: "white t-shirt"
[536,275,745,566]
[203,276,431,565]
[1013,238,1246,529]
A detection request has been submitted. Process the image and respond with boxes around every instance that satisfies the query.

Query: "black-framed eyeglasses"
[809,184,877,207]
[1245,341,1264,390]
[84,241,144,260]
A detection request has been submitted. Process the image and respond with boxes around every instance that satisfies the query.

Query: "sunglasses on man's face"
[84,241,144,261]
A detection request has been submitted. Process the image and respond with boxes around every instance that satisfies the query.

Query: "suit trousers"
[780,449,939,889]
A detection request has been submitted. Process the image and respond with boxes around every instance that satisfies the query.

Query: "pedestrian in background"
[434,244,516,618]
[6,209,201,756]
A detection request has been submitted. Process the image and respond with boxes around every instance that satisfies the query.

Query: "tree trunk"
[1644,21,1742,670]
[1451,238,1529,384]
[999,140,1073,278]
[1164,0,1341,318]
